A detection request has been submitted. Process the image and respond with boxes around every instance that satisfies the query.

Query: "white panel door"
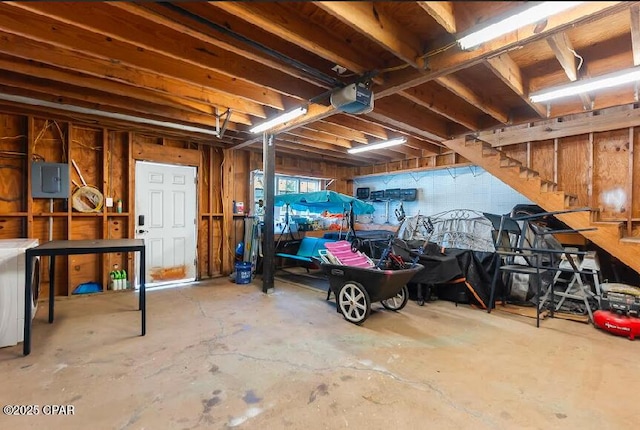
[135,161,197,287]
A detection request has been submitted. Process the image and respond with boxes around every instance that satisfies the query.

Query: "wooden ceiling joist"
[417,2,457,34]
[5,2,326,102]
[305,121,370,144]
[209,2,382,80]
[324,115,390,141]
[375,1,626,98]
[399,82,481,130]
[0,31,268,120]
[434,75,510,124]
[0,1,637,168]
[546,33,593,111]
[105,2,335,90]
[485,53,547,118]
[315,1,425,69]
[284,128,354,149]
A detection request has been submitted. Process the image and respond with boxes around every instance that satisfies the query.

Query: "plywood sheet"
[70,127,102,198]
[633,128,640,219]
[594,129,629,218]
[199,146,211,213]
[504,143,527,166]
[0,114,26,212]
[0,217,23,238]
[106,131,129,204]
[32,117,67,163]
[531,140,555,182]
[558,134,589,206]
[199,219,210,278]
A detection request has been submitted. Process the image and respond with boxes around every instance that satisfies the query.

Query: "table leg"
[23,253,33,356]
[140,249,146,336]
[49,255,56,323]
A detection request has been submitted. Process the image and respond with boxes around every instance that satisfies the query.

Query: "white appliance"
[0,238,40,348]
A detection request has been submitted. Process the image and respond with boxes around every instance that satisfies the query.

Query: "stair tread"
[621,237,640,243]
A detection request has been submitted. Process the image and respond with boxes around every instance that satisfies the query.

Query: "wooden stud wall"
[0,110,251,298]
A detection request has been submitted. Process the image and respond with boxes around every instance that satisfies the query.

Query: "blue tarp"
[274,190,375,215]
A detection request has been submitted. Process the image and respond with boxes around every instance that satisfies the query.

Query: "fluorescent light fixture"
[249,106,307,133]
[348,137,406,154]
[530,66,640,103]
[0,93,221,136]
[457,2,584,50]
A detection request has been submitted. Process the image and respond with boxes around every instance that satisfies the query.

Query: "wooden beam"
[315,1,425,69]
[631,5,640,65]
[0,55,246,126]
[435,75,510,124]
[486,53,547,117]
[272,141,365,167]
[366,95,449,140]
[6,2,324,101]
[417,2,456,34]
[324,115,389,140]
[478,105,640,146]
[276,136,387,163]
[627,127,634,235]
[546,32,592,110]
[376,2,626,97]
[106,2,333,90]
[399,82,480,130]
[547,33,579,82]
[0,73,228,129]
[232,104,338,150]
[0,32,270,118]
[209,2,381,80]
[404,136,442,156]
[0,4,286,110]
[307,121,369,144]
[285,127,354,149]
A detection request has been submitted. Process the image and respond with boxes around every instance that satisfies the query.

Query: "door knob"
[138,229,148,234]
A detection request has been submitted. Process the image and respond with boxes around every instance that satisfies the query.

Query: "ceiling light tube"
[348,137,407,154]
[249,106,307,133]
[0,92,221,136]
[530,66,640,103]
[457,2,584,50]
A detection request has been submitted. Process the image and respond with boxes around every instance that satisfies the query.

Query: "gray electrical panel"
[31,162,70,198]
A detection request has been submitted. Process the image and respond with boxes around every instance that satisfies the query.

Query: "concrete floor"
[1,277,639,430]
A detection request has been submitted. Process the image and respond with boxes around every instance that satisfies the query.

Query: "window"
[299,179,319,193]
[252,171,323,217]
[253,172,322,197]
[277,177,299,194]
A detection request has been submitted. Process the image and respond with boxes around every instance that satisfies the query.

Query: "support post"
[262,133,275,294]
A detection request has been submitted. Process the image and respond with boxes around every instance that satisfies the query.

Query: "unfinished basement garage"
[1,2,639,429]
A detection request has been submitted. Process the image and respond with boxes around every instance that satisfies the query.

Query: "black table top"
[26,239,145,255]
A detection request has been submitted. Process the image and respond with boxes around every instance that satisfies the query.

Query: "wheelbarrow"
[319,262,424,325]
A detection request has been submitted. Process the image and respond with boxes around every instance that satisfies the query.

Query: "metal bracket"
[446,167,458,180]
[214,108,232,139]
[468,166,482,177]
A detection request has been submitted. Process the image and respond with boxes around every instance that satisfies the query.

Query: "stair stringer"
[444,137,640,276]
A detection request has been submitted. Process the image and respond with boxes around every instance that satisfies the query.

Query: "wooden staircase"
[445,137,640,276]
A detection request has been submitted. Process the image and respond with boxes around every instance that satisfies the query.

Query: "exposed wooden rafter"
[417,2,456,34]
[546,33,593,111]
[315,1,425,69]
[485,53,547,118]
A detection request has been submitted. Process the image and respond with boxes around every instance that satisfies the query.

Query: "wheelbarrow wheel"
[381,285,409,311]
[338,281,371,325]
